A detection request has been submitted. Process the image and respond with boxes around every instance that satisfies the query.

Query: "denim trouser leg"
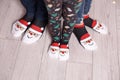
[21,0,48,26]
[76,0,92,24]
[33,0,48,27]
[76,0,85,24]
[20,0,37,19]
[84,0,92,15]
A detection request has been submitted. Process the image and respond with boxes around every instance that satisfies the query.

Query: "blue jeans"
[21,0,48,26]
[76,0,92,24]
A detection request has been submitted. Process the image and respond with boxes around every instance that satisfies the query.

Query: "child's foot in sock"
[83,15,108,35]
[22,24,44,44]
[80,33,97,51]
[74,24,97,51]
[12,19,30,37]
[48,42,60,59]
[59,44,69,61]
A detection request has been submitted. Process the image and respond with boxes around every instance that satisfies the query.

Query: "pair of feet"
[47,15,108,61]
[12,15,108,61]
[48,43,69,61]
[12,19,44,44]
[75,15,108,51]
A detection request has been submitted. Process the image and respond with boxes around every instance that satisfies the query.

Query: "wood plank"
[93,0,119,80]
[66,63,92,80]
[38,29,67,80]
[68,34,93,64]
[117,30,120,79]
[0,0,25,40]
[11,30,47,80]
[116,0,120,29]
[0,39,20,80]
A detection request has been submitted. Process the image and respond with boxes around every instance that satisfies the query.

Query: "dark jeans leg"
[76,0,92,24]
[33,0,48,27]
[84,0,92,15]
[76,0,85,24]
[20,0,37,21]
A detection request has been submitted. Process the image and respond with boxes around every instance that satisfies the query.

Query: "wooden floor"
[0,0,120,80]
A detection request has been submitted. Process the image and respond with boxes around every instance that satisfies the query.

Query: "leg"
[33,0,48,27]
[83,0,92,15]
[44,0,62,58]
[74,0,97,50]
[83,0,108,34]
[22,0,49,44]
[12,0,36,37]
[76,0,85,24]
[59,0,83,61]
[21,0,37,22]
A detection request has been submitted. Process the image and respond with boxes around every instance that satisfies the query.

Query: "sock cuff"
[60,44,68,48]
[51,42,60,47]
[31,24,43,32]
[92,20,97,28]
[74,24,85,28]
[80,33,90,40]
[19,19,29,26]
[83,14,89,19]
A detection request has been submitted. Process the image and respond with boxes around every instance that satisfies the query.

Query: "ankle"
[60,44,69,49]
[83,14,89,19]
[80,33,90,41]
[30,24,44,33]
[51,42,60,47]
[19,19,30,26]
[74,23,85,28]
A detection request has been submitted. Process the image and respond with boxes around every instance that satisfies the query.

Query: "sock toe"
[22,24,43,44]
[12,20,29,37]
[59,44,69,61]
[80,35,97,51]
[48,42,60,59]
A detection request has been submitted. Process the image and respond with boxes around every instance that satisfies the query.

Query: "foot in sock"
[80,33,97,51]
[12,19,31,37]
[74,24,97,51]
[59,44,69,61]
[22,24,44,44]
[83,15,108,34]
[48,42,60,59]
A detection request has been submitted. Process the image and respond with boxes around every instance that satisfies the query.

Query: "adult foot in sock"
[12,19,30,37]
[74,24,97,51]
[22,24,43,44]
[59,44,69,61]
[48,42,60,59]
[83,15,108,35]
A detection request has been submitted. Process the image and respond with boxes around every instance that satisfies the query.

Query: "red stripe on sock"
[60,45,68,48]
[92,20,97,28]
[51,42,59,47]
[74,24,84,28]
[80,33,90,40]
[83,15,89,19]
[19,19,28,26]
[31,24,42,32]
